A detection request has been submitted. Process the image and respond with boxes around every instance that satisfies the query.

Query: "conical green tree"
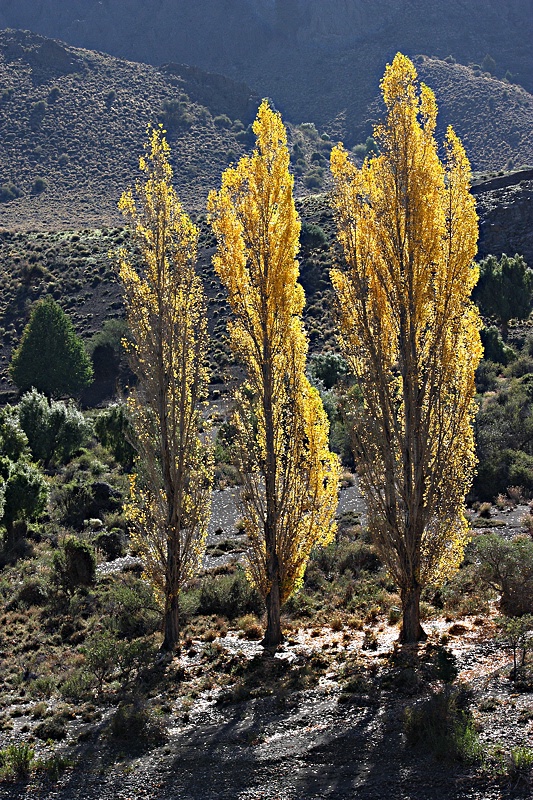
[9,297,93,397]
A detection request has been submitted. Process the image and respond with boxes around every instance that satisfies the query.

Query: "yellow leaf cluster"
[330,54,482,589]
[208,101,338,603]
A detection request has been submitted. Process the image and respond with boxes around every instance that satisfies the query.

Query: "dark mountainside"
[0,29,532,233]
[0,0,532,142]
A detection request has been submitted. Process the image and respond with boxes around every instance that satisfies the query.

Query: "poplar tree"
[118,125,212,653]
[330,54,482,643]
[208,100,338,648]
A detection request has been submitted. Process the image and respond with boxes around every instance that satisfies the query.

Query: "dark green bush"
[310,352,349,390]
[95,529,124,561]
[198,568,262,619]
[2,460,48,549]
[10,298,93,397]
[16,578,48,607]
[479,326,514,365]
[94,403,135,470]
[108,702,166,749]
[53,481,94,528]
[52,536,96,594]
[18,390,91,466]
[213,114,232,128]
[0,182,22,203]
[473,533,533,616]
[31,177,47,194]
[475,359,500,393]
[473,253,533,339]
[299,222,327,252]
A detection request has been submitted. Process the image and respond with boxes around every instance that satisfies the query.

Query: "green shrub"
[53,481,94,528]
[198,568,262,619]
[95,529,124,561]
[0,405,29,461]
[213,114,232,128]
[496,615,533,678]
[108,701,166,750]
[34,752,72,782]
[480,326,515,365]
[60,668,93,702]
[475,359,500,393]
[34,716,67,741]
[15,578,48,607]
[507,746,533,790]
[82,629,117,693]
[52,536,96,595]
[404,687,483,763]
[310,352,349,390]
[104,579,160,639]
[0,182,22,203]
[300,222,327,252]
[473,253,533,339]
[473,533,533,616]
[0,742,34,779]
[2,459,48,549]
[94,403,135,470]
[18,390,91,465]
[31,177,47,194]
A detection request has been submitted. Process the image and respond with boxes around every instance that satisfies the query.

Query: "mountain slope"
[0,30,532,233]
[0,0,531,139]
[0,30,256,230]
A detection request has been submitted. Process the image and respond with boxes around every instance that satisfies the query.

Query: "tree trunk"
[263,550,283,649]
[162,591,180,653]
[399,583,427,643]
[162,534,180,653]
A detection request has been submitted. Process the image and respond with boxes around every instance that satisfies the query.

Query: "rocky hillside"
[0,30,262,230]
[1,0,531,141]
[0,30,532,233]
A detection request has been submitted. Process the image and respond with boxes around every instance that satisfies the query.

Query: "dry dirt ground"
[1,494,531,800]
[0,618,530,800]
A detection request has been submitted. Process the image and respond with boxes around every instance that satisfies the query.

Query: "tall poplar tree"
[208,100,338,648]
[118,125,212,653]
[330,54,482,643]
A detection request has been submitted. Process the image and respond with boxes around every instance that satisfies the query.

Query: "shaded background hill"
[0,29,532,232]
[1,0,532,145]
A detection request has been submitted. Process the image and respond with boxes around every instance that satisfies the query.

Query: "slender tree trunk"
[399,582,427,643]
[261,334,284,649]
[162,534,180,653]
[263,549,283,648]
[162,592,180,653]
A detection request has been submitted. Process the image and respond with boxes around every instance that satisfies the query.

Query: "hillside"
[0,0,532,142]
[0,30,258,231]
[0,30,532,234]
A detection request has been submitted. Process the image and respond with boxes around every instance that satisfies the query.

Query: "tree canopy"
[9,297,93,397]
[208,100,338,648]
[473,253,533,339]
[330,53,482,642]
[118,125,212,654]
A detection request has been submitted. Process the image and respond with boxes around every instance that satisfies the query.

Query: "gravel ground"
[2,493,531,800]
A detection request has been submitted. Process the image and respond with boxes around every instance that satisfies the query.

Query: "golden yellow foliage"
[118,125,212,652]
[330,54,482,641]
[208,100,338,646]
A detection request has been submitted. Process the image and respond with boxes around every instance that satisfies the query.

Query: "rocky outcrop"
[476,174,533,266]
